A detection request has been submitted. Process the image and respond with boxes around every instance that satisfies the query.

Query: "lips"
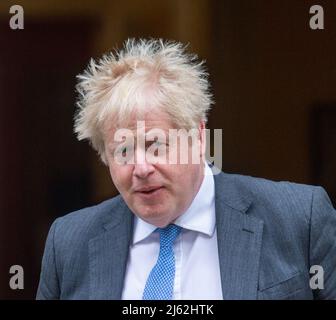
[134,186,163,194]
[133,185,166,201]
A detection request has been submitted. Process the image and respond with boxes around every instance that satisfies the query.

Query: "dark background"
[0,0,335,299]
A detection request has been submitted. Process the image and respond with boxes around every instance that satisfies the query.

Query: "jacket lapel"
[214,172,264,299]
[89,199,133,300]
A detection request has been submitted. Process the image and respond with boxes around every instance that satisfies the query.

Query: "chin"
[137,207,172,226]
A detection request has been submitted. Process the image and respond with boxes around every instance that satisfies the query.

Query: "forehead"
[103,109,176,137]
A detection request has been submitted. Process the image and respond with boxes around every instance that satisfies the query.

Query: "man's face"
[103,110,205,227]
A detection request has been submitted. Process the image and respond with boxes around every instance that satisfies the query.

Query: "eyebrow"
[109,125,172,145]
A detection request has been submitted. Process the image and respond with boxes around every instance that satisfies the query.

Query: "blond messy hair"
[74,38,213,163]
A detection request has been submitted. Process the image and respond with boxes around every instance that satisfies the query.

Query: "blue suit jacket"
[36,171,336,299]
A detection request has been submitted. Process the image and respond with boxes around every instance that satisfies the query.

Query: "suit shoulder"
[225,172,315,197]
[51,194,124,245]
[58,194,122,222]
[216,171,318,222]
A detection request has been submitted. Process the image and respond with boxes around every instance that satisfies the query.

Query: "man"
[37,38,336,300]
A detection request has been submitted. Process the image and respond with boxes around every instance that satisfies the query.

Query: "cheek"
[172,166,200,192]
[165,169,188,193]
[108,164,132,191]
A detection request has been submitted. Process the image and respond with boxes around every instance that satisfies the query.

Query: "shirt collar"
[132,163,216,245]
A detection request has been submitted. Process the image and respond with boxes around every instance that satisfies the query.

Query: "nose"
[133,162,155,179]
[133,149,155,179]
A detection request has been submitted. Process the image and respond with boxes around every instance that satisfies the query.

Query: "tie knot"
[157,224,181,247]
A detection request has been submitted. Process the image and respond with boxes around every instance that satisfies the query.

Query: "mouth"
[134,186,164,197]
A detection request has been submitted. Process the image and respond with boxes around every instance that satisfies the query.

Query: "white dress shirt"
[121,164,223,299]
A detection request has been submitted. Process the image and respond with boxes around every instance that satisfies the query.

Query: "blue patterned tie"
[142,224,182,300]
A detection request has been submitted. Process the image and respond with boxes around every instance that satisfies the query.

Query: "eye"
[154,141,163,147]
[115,145,133,156]
[121,147,128,156]
[148,140,169,157]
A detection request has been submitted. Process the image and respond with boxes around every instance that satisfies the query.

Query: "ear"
[198,121,206,161]
[100,150,109,166]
